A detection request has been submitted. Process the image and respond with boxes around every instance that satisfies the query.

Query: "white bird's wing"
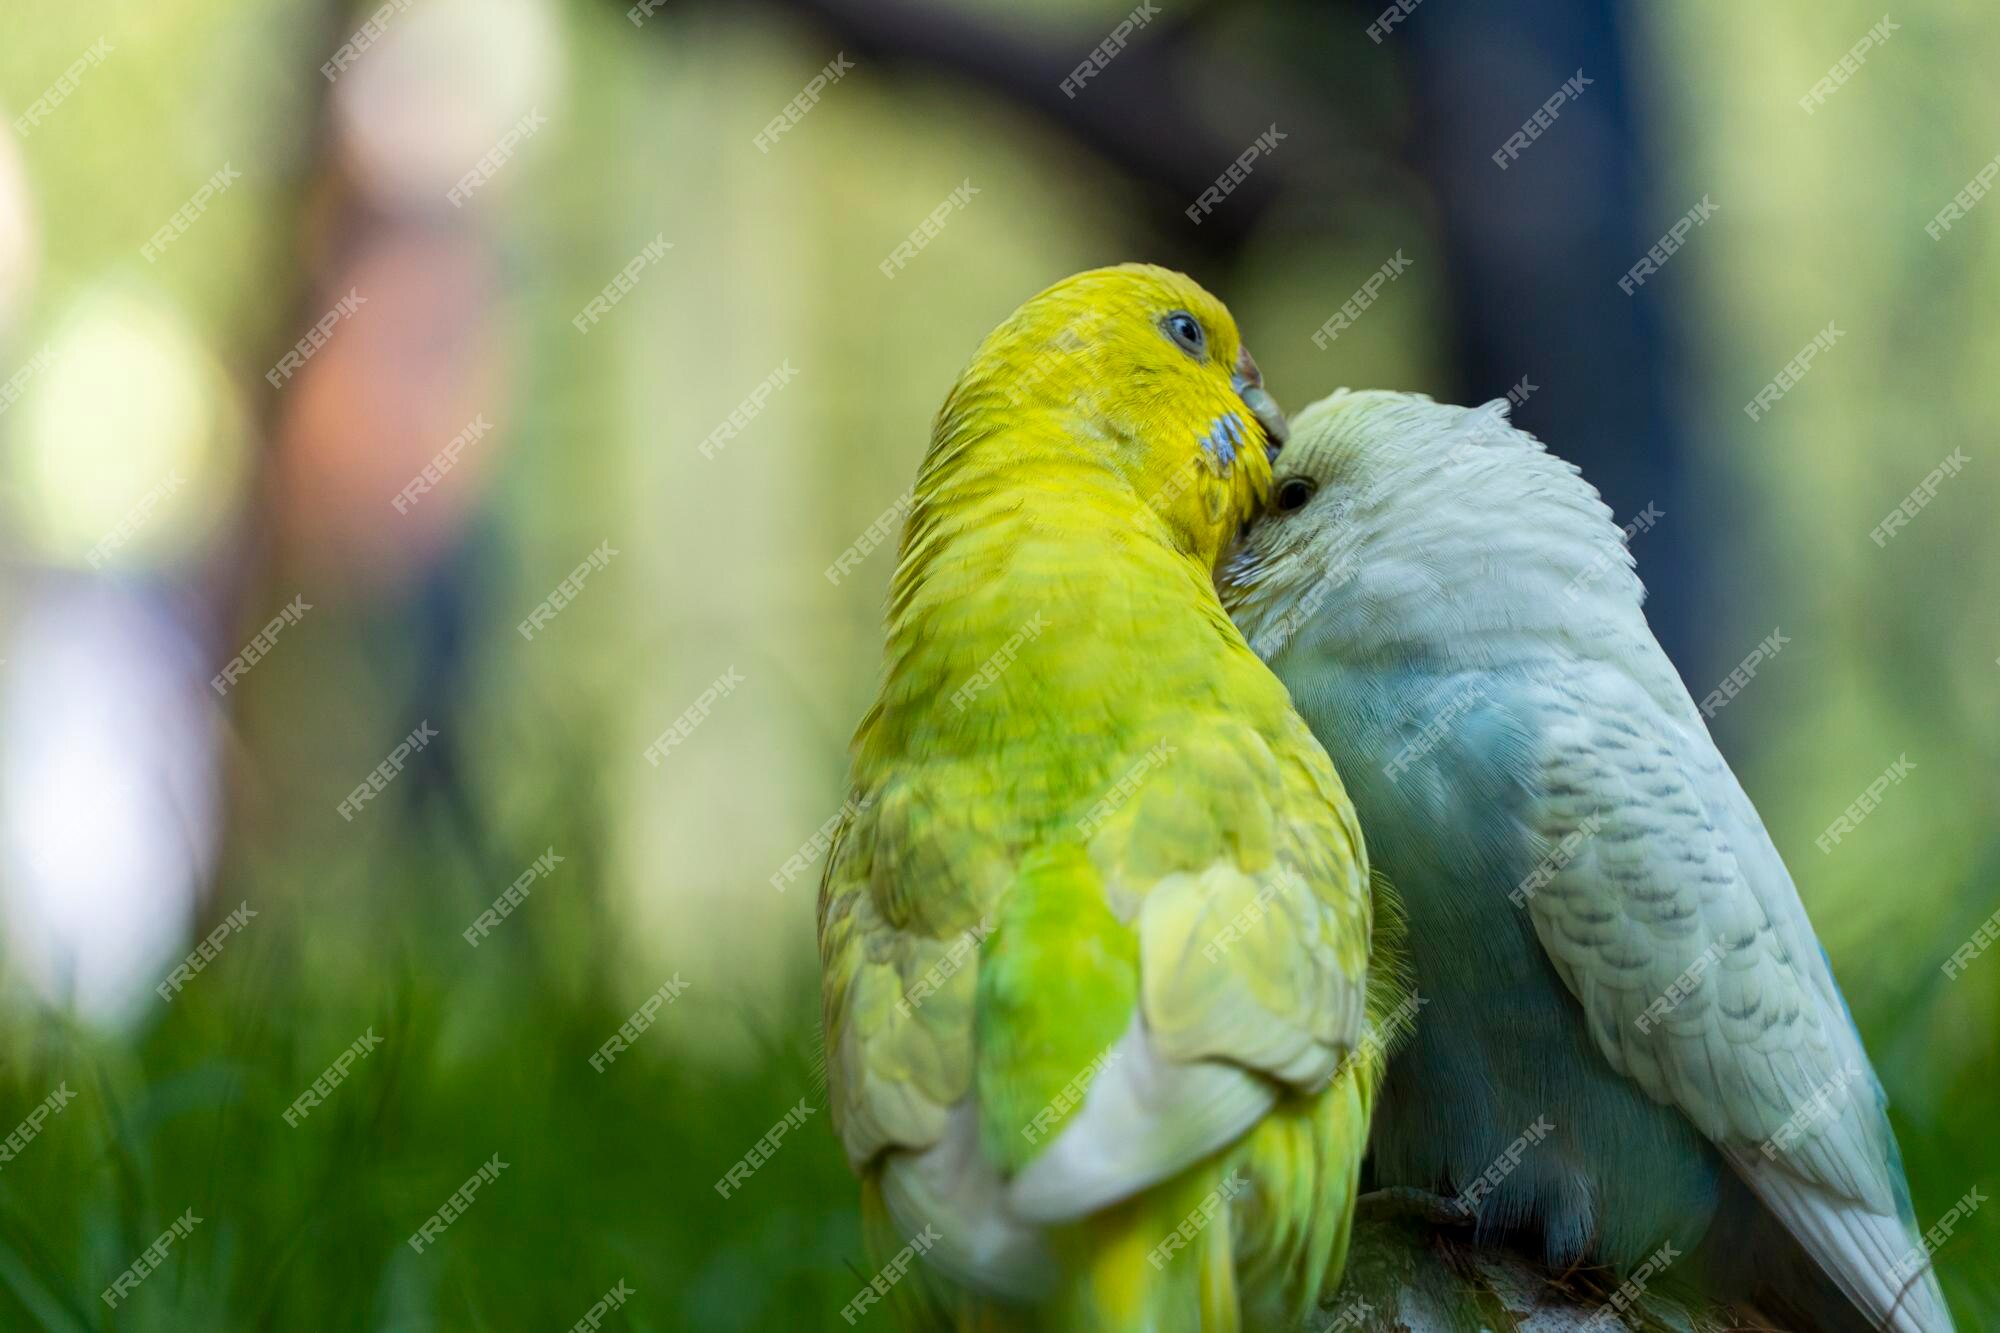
[1520,657,1951,1333]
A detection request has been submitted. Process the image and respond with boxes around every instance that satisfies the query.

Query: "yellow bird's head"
[929,264,1289,571]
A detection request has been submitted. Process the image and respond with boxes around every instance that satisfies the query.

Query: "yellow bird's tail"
[857,1079,1382,1332]
[852,884,1407,1333]
[1044,1084,1378,1333]
[1050,1160,1242,1333]
[863,1159,1245,1333]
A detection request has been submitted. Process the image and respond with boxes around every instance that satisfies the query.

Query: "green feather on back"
[975,845,1137,1173]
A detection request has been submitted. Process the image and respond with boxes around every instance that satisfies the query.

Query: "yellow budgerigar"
[819,265,1399,1330]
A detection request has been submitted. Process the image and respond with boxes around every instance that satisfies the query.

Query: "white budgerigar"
[1220,389,1952,1332]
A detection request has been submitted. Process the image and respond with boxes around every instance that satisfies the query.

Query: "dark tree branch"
[651,0,1397,257]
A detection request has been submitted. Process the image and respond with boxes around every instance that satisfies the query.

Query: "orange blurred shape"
[273,225,508,593]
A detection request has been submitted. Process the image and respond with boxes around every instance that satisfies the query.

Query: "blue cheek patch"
[1200,410,1248,472]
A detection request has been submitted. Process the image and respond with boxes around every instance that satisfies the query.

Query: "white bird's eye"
[1163,310,1206,359]
[1274,477,1317,514]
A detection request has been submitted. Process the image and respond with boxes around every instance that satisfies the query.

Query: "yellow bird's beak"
[1232,346,1289,455]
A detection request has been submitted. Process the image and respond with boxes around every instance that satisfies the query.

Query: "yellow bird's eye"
[1274,477,1317,514]
[1162,310,1206,360]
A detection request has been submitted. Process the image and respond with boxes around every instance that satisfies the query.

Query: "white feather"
[880,1100,1053,1301]
[1006,1014,1276,1224]
[1224,389,1954,1332]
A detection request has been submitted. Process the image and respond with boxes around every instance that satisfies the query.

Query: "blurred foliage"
[0,0,1994,1328]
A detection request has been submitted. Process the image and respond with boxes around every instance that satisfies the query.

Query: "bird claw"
[1356,1186,1478,1228]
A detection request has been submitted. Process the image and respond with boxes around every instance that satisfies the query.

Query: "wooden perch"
[1313,1199,1768,1332]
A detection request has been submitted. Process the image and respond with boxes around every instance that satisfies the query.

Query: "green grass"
[0,805,864,1331]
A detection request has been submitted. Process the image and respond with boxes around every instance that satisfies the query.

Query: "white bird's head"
[1219,389,1652,668]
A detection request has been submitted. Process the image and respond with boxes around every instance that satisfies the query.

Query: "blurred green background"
[0,0,1994,1328]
